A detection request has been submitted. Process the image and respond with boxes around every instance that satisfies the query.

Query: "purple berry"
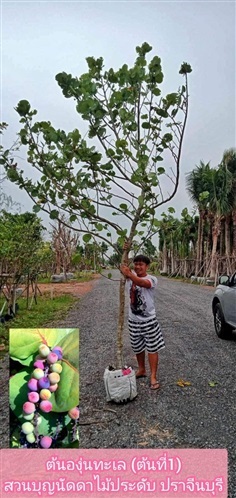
[52,348,63,360]
[38,377,50,389]
[53,346,63,353]
[40,436,52,448]
[28,378,38,391]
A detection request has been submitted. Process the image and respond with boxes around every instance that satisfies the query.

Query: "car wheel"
[213,303,232,339]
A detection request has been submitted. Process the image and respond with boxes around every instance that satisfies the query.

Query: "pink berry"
[34,360,45,369]
[28,378,38,391]
[48,383,58,392]
[39,389,51,400]
[47,352,58,364]
[68,407,80,420]
[28,392,39,403]
[40,436,52,449]
[38,377,50,389]
[23,402,36,414]
[39,400,52,413]
[48,372,60,385]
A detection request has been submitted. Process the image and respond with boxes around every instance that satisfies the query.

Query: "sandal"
[150,382,160,390]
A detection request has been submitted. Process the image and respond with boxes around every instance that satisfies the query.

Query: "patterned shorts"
[128,317,165,354]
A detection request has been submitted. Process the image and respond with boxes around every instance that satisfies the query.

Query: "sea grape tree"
[2,43,192,368]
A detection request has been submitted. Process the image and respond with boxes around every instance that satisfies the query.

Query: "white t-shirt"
[127,274,157,321]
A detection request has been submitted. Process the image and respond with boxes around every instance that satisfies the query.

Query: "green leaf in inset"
[51,362,79,412]
[10,329,76,365]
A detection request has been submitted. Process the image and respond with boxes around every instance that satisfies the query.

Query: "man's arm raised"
[120,264,151,289]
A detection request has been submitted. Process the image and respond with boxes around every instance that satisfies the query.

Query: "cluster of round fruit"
[21,343,63,448]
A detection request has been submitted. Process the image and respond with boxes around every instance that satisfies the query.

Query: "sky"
[1,0,235,239]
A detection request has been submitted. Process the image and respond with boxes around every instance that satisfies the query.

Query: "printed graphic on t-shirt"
[130,283,147,316]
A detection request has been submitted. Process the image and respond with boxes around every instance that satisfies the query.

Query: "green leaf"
[119,203,128,211]
[163,133,173,142]
[168,207,175,213]
[157,167,165,174]
[33,205,41,214]
[108,273,112,279]
[10,329,76,365]
[51,362,79,412]
[155,108,168,118]
[83,233,92,243]
[50,210,59,220]
[15,100,31,116]
[106,148,115,157]
[208,381,218,388]
[152,218,160,227]
[152,88,161,96]
[142,122,151,129]
[70,214,77,223]
[116,228,127,237]
[115,139,127,149]
[179,62,192,75]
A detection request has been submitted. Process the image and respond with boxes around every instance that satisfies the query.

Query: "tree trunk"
[210,217,221,278]
[162,239,168,273]
[116,248,129,369]
[232,210,236,256]
[219,220,224,256]
[225,215,231,257]
[195,210,204,275]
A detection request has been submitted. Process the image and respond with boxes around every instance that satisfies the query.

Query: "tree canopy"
[1,42,192,367]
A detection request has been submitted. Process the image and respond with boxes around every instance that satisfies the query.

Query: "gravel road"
[59,271,236,497]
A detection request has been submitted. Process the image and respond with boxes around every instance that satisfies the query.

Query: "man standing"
[120,254,165,390]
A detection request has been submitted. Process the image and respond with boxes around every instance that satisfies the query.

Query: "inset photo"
[9,328,79,449]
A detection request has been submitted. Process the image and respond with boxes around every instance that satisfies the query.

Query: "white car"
[212,272,236,338]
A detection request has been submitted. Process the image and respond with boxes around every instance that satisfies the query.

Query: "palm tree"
[186,161,211,275]
[220,148,236,257]
[207,166,233,278]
